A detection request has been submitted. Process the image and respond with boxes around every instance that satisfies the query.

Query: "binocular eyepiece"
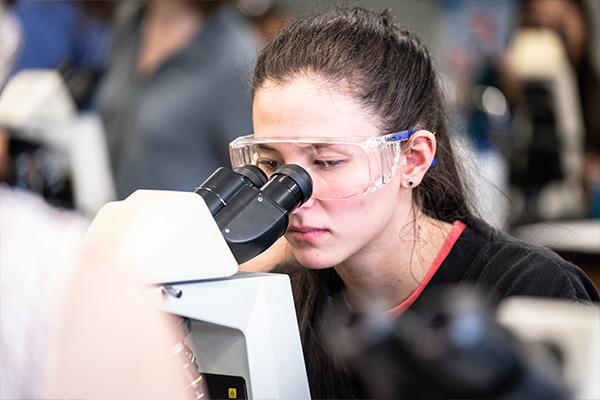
[195,164,313,263]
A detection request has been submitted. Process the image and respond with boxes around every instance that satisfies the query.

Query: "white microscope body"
[85,186,311,400]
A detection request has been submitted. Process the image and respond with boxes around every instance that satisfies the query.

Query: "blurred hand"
[584,152,600,184]
[48,249,194,400]
[0,128,11,182]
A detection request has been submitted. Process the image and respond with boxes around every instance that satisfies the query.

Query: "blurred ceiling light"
[238,0,274,17]
[475,85,508,117]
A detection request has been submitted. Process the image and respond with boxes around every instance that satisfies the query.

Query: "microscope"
[84,164,313,400]
[0,69,115,215]
[326,287,599,399]
[506,28,585,222]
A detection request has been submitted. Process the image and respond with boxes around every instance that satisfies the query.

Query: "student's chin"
[293,249,337,270]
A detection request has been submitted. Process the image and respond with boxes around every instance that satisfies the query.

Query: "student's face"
[252,76,412,269]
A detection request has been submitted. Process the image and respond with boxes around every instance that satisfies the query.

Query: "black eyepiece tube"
[234,165,268,188]
[195,167,255,215]
[260,164,313,212]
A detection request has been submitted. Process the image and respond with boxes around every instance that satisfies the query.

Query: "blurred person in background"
[0,5,206,388]
[503,0,600,222]
[238,0,295,44]
[97,0,256,200]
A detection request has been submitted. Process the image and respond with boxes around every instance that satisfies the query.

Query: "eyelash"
[314,159,345,169]
[258,158,346,171]
[257,159,281,171]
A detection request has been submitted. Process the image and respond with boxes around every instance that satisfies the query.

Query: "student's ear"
[402,130,436,188]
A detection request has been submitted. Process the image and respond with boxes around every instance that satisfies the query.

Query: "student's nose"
[293,191,316,213]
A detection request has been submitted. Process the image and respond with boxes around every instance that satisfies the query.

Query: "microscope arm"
[84,189,239,284]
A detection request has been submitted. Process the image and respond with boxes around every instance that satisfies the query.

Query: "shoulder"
[445,218,599,303]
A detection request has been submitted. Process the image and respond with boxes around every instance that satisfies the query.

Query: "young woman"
[233,7,599,398]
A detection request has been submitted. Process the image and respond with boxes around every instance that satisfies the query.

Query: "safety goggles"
[229,129,418,200]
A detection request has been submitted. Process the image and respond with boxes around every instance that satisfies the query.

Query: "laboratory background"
[1,1,599,399]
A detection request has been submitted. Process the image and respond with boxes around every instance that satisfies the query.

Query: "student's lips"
[286,226,328,241]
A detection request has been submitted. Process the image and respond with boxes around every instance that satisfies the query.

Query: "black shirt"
[275,218,598,399]
[421,218,599,305]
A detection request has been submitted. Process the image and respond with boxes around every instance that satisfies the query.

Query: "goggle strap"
[390,129,418,141]
[390,129,438,167]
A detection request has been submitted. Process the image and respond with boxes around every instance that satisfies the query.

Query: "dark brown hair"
[252,7,474,398]
[253,7,472,224]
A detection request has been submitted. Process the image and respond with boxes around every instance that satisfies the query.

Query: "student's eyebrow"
[256,142,333,151]
[255,143,279,152]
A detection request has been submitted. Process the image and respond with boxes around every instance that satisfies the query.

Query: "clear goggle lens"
[229,131,414,200]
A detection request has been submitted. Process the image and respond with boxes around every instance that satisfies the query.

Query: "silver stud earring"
[407,180,414,187]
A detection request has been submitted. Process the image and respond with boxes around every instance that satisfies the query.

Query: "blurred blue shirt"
[10,0,109,73]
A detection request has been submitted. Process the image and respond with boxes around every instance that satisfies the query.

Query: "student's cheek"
[323,195,372,228]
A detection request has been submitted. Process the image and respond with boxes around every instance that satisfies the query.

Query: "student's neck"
[335,210,453,310]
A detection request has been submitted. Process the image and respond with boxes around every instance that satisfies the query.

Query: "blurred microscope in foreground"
[327,287,600,400]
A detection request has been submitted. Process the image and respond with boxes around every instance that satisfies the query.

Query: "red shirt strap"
[385,220,466,318]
